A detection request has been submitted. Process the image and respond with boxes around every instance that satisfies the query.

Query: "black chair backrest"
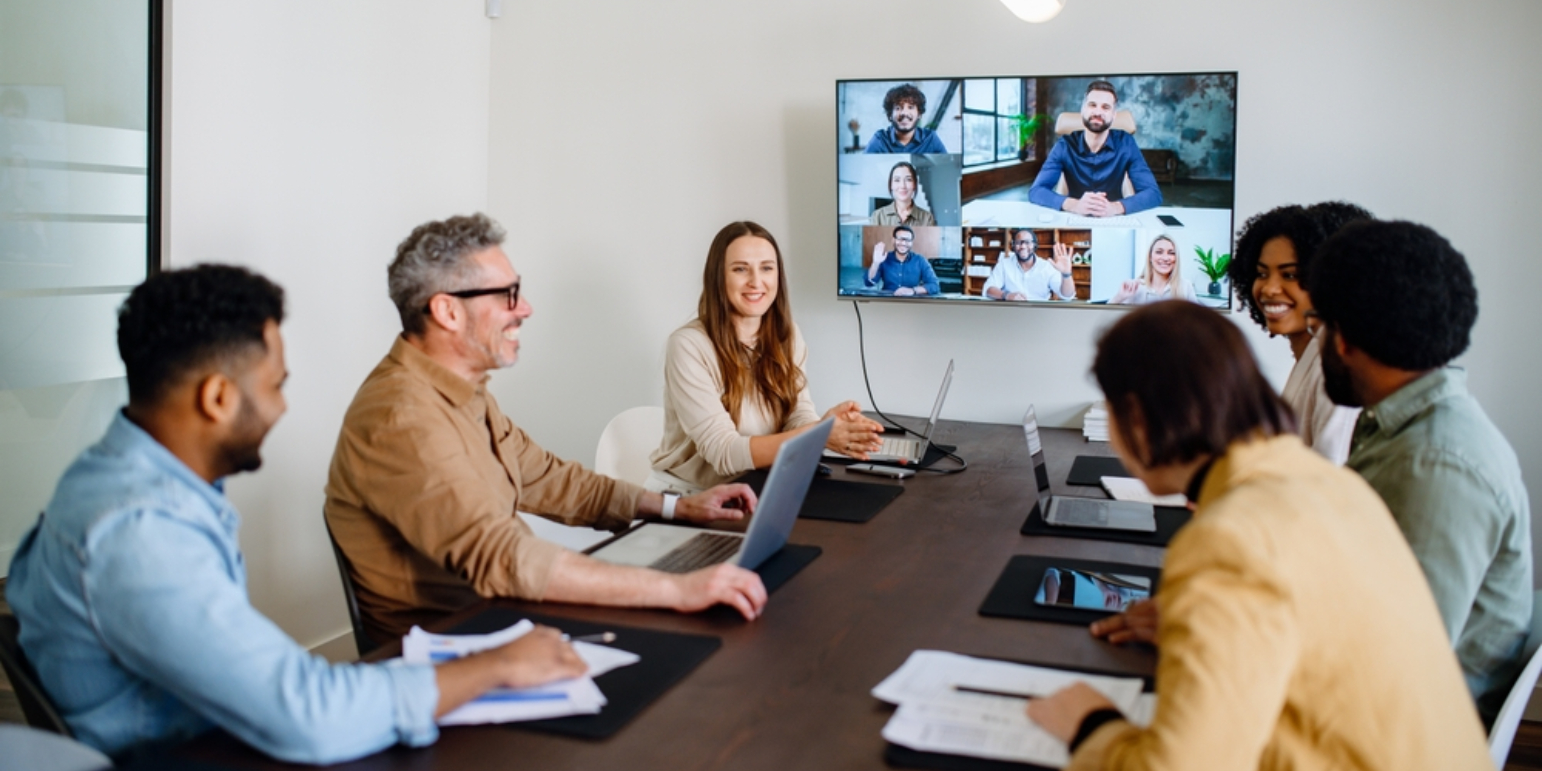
[0,614,73,736]
[324,518,377,657]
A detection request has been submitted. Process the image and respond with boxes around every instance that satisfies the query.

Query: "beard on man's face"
[1319,331,1362,407]
[220,393,268,475]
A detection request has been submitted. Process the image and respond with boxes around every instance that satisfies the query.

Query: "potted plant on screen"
[1194,246,1231,297]
[1013,114,1046,162]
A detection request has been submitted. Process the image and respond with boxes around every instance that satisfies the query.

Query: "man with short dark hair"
[1311,219,1532,725]
[1028,80,1162,217]
[863,225,940,296]
[326,214,769,644]
[864,83,948,154]
[6,265,586,763]
[983,229,1077,301]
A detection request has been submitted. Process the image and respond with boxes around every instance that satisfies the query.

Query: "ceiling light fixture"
[999,0,1065,23]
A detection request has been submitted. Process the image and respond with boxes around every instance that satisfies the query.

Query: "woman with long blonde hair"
[648,222,882,493]
[1109,234,1197,304]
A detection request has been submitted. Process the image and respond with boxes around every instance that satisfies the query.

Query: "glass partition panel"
[0,0,158,572]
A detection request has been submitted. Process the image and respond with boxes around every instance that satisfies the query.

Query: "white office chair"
[0,725,111,771]
[595,405,665,485]
[1488,589,1542,768]
[515,406,665,553]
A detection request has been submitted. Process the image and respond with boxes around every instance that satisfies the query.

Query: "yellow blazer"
[1071,435,1493,770]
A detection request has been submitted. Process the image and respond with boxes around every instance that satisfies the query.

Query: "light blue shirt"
[5,413,440,762]
[1347,368,1532,723]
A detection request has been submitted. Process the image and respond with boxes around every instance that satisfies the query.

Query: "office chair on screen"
[1488,589,1542,767]
[323,520,377,658]
[0,613,73,736]
[1051,110,1137,199]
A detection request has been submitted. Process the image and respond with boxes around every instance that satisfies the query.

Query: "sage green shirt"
[1347,367,1532,722]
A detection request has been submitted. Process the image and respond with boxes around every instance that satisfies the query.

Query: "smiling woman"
[646,222,882,493]
[1227,201,1373,464]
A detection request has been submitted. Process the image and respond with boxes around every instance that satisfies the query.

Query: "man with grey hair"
[326,213,767,645]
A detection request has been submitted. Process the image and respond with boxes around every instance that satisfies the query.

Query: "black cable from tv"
[851,301,967,474]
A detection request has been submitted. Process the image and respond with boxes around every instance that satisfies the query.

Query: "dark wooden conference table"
[188,421,1164,770]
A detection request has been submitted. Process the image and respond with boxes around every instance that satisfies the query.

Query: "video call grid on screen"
[836,72,1237,311]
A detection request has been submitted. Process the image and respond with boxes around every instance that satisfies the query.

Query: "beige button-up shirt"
[325,337,642,642]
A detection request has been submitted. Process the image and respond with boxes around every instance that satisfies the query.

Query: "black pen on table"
[953,684,1035,700]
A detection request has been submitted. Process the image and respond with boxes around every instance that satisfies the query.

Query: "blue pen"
[474,689,571,703]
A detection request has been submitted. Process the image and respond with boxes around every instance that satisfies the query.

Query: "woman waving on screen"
[1108,235,1197,305]
[647,222,883,493]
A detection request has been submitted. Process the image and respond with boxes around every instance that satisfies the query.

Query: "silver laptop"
[1042,495,1157,533]
[867,360,954,464]
[588,418,833,573]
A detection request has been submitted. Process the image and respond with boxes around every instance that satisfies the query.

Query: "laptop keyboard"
[878,435,920,459]
[1051,498,1109,526]
[649,532,743,574]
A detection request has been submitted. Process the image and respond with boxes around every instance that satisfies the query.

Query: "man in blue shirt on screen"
[864,225,940,296]
[6,265,587,764]
[864,83,948,154]
[1028,80,1162,217]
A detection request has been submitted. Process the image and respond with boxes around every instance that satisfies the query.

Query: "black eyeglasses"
[1013,240,1035,248]
[424,281,520,313]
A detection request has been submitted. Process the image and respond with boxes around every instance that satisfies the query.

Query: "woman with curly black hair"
[1226,201,1372,464]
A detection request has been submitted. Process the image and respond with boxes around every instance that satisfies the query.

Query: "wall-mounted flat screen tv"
[836,72,1237,310]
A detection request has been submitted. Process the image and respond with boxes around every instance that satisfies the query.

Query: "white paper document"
[873,650,1148,768]
[1099,476,1189,507]
[402,620,640,726]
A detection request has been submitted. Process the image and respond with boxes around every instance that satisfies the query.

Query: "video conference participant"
[1227,202,1370,465]
[1311,220,1532,726]
[6,266,587,764]
[869,161,935,227]
[1027,80,1162,217]
[1026,301,1491,770]
[649,222,882,493]
[983,229,1076,301]
[864,83,948,154]
[325,214,768,644]
[865,225,940,296]
[1108,235,1197,304]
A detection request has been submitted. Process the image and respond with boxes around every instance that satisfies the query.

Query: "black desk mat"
[735,468,904,523]
[1019,499,1191,547]
[978,555,1162,626]
[1065,455,1128,487]
[445,607,722,739]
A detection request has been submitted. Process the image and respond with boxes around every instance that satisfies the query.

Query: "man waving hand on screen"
[983,230,1077,301]
[865,225,941,296]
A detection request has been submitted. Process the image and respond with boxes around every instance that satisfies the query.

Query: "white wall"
[485,0,1542,564]
[159,0,1542,662]
[165,0,490,649]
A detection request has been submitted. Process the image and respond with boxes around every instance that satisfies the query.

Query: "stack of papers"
[1100,476,1188,507]
[873,650,1155,767]
[402,620,639,725]
[1082,403,1109,442]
